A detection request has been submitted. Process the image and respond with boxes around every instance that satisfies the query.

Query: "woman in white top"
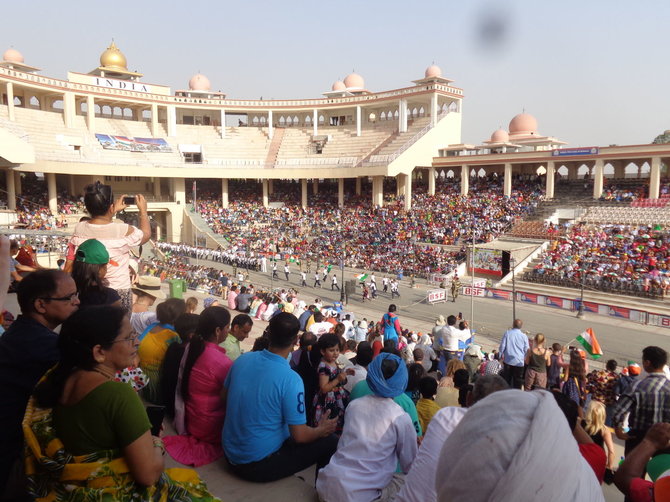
[67,182,150,311]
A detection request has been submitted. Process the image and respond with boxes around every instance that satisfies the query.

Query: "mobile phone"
[146,405,165,436]
[123,196,136,205]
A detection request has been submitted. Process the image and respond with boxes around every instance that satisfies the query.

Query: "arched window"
[30,96,40,108]
[419,106,425,117]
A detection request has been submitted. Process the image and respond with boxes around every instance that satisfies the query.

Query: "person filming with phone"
[67,182,151,312]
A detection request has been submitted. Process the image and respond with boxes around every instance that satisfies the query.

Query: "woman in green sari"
[24,305,219,501]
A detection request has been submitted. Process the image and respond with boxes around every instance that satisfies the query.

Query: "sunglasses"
[40,291,79,303]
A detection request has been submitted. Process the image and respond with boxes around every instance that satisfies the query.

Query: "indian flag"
[355,273,369,281]
[326,264,333,273]
[576,328,603,359]
[289,256,300,265]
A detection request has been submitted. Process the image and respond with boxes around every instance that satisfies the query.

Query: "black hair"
[34,306,126,408]
[381,357,399,380]
[231,313,253,329]
[552,389,578,431]
[318,333,340,351]
[84,181,114,217]
[355,342,373,367]
[453,368,470,388]
[605,359,618,372]
[156,298,186,324]
[17,269,66,315]
[447,315,457,326]
[71,260,104,299]
[345,339,357,352]
[181,306,230,399]
[174,313,199,342]
[381,341,401,357]
[240,286,247,294]
[642,346,668,370]
[313,312,324,323]
[419,376,438,398]
[268,312,300,349]
[406,363,426,392]
[299,332,317,348]
[388,304,397,313]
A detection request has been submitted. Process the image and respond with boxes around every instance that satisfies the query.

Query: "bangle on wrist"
[152,437,165,455]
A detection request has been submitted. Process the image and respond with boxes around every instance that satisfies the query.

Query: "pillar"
[355,177,361,195]
[151,103,159,136]
[167,105,177,137]
[47,173,57,213]
[268,110,274,139]
[313,109,318,136]
[568,164,578,180]
[649,156,661,199]
[614,161,625,179]
[14,171,22,196]
[398,99,408,133]
[301,179,308,209]
[68,175,75,197]
[338,178,344,208]
[545,161,555,199]
[397,173,406,197]
[63,91,75,128]
[404,173,412,210]
[86,95,95,131]
[173,178,185,205]
[220,109,226,138]
[460,165,469,196]
[5,170,15,210]
[504,163,512,197]
[262,180,269,207]
[430,93,438,127]
[592,159,604,199]
[268,179,274,195]
[356,105,361,137]
[153,177,162,198]
[372,176,384,207]
[6,82,15,121]
[221,178,229,209]
[428,167,436,196]
[312,179,318,195]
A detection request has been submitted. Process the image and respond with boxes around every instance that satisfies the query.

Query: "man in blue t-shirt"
[223,312,338,482]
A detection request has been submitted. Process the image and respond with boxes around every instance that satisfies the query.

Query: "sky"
[3,0,669,147]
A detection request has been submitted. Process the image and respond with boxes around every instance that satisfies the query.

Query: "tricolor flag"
[355,273,369,281]
[326,265,333,273]
[289,257,300,265]
[576,328,603,359]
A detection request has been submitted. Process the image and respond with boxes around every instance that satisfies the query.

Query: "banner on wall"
[95,134,172,152]
[487,289,513,301]
[472,248,502,276]
[427,289,447,304]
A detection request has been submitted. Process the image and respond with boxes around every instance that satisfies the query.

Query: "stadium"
[2,38,669,502]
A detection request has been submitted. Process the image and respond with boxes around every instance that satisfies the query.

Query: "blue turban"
[366,353,408,398]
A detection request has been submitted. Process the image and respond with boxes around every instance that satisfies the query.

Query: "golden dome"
[100,41,127,70]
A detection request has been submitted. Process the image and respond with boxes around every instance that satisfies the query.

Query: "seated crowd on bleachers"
[528,223,670,298]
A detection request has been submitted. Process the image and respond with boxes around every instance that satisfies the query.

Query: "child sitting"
[416,376,441,433]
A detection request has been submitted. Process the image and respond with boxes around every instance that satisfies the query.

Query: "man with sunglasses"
[0,269,80,497]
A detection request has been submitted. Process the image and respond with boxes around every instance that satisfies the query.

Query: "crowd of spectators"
[528,223,670,298]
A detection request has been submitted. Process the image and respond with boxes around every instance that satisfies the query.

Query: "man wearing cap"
[613,346,670,457]
[130,276,167,335]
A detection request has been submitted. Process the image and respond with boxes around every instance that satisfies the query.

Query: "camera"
[123,196,136,205]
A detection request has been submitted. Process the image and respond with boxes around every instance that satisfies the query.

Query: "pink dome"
[425,64,442,78]
[490,129,509,143]
[343,72,365,89]
[331,80,346,91]
[3,48,24,63]
[188,73,211,91]
[509,113,538,135]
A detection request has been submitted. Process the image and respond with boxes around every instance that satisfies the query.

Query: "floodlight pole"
[577,269,585,319]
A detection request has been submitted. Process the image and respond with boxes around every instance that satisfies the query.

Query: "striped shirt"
[611,373,670,434]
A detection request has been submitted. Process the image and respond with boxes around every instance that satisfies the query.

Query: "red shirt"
[579,443,606,484]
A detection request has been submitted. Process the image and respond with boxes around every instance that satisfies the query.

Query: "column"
[428,167,436,196]
[312,179,318,195]
[153,177,162,198]
[568,164,578,180]
[5,170,16,210]
[430,93,438,127]
[262,179,269,207]
[545,161,555,199]
[614,161,625,179]
[373,176,384,207]
[173,178,185,205]
[221,178,229,209]
[86,95,95,131]
[649,156,661,199]
[220,109,226,138]
[398,98,408,133]
[268,110,274,139]
[151,103,159,136]
[503,163,512,197]
[313,109,318,136]
[396,173,406,197]
[404,173,412,210]
[301,179,308,209]
[460,165,469,196]
[356,105,361,137]
[14,171,22,196]
[63,91,75,128]
[6,82,15,121]
[46,173,58,213]
[167,105,177,137]
[68,175,75,197]
[355,177,361,195]
[338,178,344,208]
[592,159,604,199]
[268,179,274,195]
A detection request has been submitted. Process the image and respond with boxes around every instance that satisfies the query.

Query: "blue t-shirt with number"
[223,349,306,464]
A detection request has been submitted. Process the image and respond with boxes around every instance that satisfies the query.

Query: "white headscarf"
[435,390,604,502]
